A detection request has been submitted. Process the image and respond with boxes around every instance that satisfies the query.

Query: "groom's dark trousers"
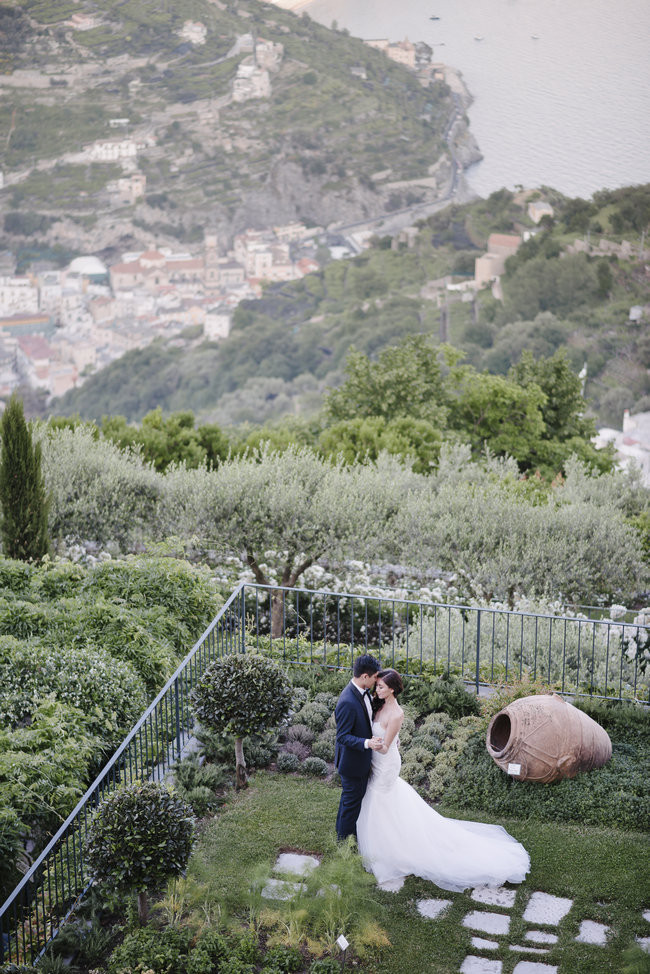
[334,683,373,840]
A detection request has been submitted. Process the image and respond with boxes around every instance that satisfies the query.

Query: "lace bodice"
[368,720,401,791]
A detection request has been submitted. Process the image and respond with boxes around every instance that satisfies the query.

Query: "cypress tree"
[0,393,50,560]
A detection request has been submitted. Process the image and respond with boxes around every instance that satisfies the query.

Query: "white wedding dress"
[356,721,530,891]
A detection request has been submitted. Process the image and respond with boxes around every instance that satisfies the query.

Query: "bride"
[356,669,530,891]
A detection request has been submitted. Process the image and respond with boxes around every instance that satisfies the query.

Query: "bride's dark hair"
[372,668,403,713]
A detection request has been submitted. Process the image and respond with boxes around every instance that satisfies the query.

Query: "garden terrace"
[1,582,647,966]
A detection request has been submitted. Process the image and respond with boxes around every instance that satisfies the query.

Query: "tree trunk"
[235,736,248,789]
[137,890,149,924]
[270,589,285,639]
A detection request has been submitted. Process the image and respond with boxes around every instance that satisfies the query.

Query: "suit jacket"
[334,682,373,778]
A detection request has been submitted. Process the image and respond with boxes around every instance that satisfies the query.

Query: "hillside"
[53,185,650,428]
[0,0,463,259]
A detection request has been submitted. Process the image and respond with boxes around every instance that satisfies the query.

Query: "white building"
[594,410,650,486]
[0,276,39,316]
[232,62,271,102]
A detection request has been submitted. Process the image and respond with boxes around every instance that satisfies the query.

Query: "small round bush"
[31,560,85,600]
[311,729,336,762]
[313,691,338,710]
[295,701,331,732]
[291,686,309,708]
[286,722,314,744]
[264,944,303,972]
[106,924,192,974]
[281,740,311,761]
[301,756,329,777]
[276,751,300,773]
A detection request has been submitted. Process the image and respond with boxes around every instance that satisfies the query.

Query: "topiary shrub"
[301,756,328,777]
[85,780,194,923]
[191,653,292,788]
[276,752,300,773]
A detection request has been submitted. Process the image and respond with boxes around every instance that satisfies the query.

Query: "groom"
[334,653,383,841]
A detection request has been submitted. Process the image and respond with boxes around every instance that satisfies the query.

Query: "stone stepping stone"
[460,956,502,973]
[643,910,650,923]
[636,936,650,953]
[463,911,511,935]
[416,897,452,919]
[525,931,558,945]
[471,937,499,951]
[274,853,320,876]
[522,892,572,926]
[471,886,517,909]
[510,945,550,955]
[575,920,609,945]
[378,876,405,892]
[512,963,558,974]
[261,877,303,900]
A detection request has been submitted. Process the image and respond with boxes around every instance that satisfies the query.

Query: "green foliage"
[0,697,100,833]
[192,653,293,741]
[276,752,300,773]
[172,752,229,816]
[101,408,230,472]
[300,756,328,776]
[38,424,160,549]
[86,780,194,912]
[106,923,194,974]
[0,393,50,560]
[402,671,481,719]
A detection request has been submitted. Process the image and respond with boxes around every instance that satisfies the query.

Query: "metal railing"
[0,584,246,967]
[240,583,649,703]
[2,581,647,965]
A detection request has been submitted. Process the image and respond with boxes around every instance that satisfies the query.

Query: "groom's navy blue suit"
[335,682,373,840]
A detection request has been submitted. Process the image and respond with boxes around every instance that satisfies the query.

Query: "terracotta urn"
[485,693,612,784]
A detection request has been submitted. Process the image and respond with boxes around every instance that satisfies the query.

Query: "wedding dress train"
[356,721,530,891]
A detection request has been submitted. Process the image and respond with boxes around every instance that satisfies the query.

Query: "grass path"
[188,771,650,974]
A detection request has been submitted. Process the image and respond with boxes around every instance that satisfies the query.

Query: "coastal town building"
[528,200,554,224]
[475,233,522,289]
[595,410,650,486]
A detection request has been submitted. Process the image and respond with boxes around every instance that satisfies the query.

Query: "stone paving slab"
[471,937,499,951]
[471,886,517,908]
[525,930,558,945]
[261,877,303,900]
[522,892,573,926]
[643,910,650,923]
[463,911,511,935]
[575,920,609,945]
[512,963,558,974]
[378,876,405,892]
[274,853,320,876]
[460,956,503,973]
[416,897,452,919]
[637,936,650,953]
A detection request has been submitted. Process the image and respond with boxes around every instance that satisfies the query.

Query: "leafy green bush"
[30,559,85,599]
[0,557,32,594]
[285,723,314,744]
[172,752,229,816]
[0,640,146,740]
[311,729,335,762]
[106,924,193,974]
[309,959,342,974]
[294,701,331,732]
[86,780,194,922]
[402,671,481,718]
[276,752,300,772]
[301,756,328,777]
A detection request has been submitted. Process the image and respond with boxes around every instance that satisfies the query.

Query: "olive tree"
[85,780,194,922]
[190,653,292,788]
[159,446,414,635]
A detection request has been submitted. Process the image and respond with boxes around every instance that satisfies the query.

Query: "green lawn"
[188,771,650,974]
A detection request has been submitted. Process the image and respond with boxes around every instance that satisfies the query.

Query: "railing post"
[475,609,481,696]
[241,585,246,654]
[174,677,182,762]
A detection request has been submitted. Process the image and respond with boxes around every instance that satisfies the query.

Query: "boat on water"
[429,15,440,20]
[531,34,540,40]
[474,35,484,41]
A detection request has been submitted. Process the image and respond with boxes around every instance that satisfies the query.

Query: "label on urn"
[507,763,522,775]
